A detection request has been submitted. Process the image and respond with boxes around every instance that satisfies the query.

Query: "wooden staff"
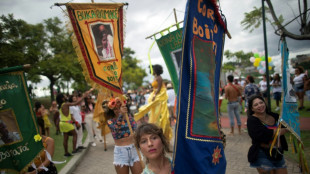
[124,112,145,168]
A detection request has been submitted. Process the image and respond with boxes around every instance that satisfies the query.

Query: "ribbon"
[269,123,281,156]
[31,150,66,173]
[148,39,156,76]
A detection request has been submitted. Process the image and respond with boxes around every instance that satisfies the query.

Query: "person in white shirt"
[271,73,282,111]
[69,95,85,151]
[259,75,268,104]
[166,83,176,126]
[293,66,306,110]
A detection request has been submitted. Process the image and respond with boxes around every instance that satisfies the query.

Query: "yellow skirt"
[43,114,52,128]
[135,88,172,141]
[59,121,74,133]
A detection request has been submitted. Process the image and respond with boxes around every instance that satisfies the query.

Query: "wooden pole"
[173,8,178,25]
[145,21,184,39]
[124,113,145,168]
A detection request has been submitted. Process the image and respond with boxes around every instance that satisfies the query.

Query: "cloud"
[1,0,309,88]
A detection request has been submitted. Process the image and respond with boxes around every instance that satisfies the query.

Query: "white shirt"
[259,80,267,92]
[271,80,282,93]
[166,89,176,107]
[69,105,82,124]
[293,73,305,85]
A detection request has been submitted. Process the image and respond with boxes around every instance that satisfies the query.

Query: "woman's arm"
[25,138,55,174]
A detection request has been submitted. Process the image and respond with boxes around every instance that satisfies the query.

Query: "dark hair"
[274,73,281,81]
[227,75,234,83]
[34,102,42,112]
[295,66,304,73]
[247,95,270,116]
[134,123,171,155]
[247,75,255,83]
[102,100,116,120]
[84,96,95,113]
[151,64,163,75]
[68,95,74,103]
[56,93,65,109]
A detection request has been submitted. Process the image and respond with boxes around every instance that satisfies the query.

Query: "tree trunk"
[49,78,55,103]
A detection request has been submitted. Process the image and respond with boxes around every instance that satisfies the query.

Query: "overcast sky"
[1,0,309,95]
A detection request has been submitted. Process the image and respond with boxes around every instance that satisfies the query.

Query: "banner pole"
[124,113,145,168]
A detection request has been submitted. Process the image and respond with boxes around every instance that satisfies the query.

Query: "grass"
[47,120,87,172]
[33,97,87,172]
[285,131,310,171]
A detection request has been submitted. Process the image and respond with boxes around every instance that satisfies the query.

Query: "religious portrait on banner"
[0,109,22,146]
[90,22,115,62]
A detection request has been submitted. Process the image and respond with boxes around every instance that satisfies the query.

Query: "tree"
[241,0,310,40]
[0,14,85,101]
[223,50,253,75]
[121,47,147,89]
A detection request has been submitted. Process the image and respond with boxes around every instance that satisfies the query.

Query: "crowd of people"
[26,64,310,174]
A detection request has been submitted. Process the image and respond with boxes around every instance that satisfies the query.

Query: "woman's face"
[139,133,164,161]
[295,68,300,75]
[251,98,266,114]
[72,96,77,102]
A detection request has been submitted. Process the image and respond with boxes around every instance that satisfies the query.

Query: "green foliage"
[223,50,253,75]
[0,14,85,102]
[241,1,310,40]
[241,7,264,33]
[121,47,147,89]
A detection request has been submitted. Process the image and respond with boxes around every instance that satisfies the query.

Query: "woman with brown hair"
[134,123,171,174]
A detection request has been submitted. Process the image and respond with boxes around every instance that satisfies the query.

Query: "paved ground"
[64,117,303,174]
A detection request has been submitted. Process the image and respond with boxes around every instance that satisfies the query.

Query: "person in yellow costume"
[134,64,172,142]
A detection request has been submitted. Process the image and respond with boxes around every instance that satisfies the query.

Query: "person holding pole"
[103,97,142,174]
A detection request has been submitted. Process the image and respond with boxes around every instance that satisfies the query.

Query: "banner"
[172,0,227,173]
[280,38,301,140]
[0,67,43,173]
[66,3,125,95]
[156,28,183,94]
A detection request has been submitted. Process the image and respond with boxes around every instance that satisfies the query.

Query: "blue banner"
[280,38,301,141]
[172,0,227,173]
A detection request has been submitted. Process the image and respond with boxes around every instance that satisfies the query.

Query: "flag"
[280,38,300,140]
[66,3,125,96]
[279,38,309,173]
[0,66,43,173]
[172,0,227,173]
[155,28,183,94]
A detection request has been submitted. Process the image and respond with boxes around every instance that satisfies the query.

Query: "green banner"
[0,70,43,173]
[156,28,182,94]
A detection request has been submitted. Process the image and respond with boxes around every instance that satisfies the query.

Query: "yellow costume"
[59,104,74,133]
[135,80,172,141]
[43,113,52,128]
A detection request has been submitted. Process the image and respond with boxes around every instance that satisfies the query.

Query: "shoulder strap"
[229,84,241,95]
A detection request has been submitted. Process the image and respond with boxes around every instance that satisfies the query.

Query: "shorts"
[262,91,268,98]
[250,149,286,171]
[294,83,304,93]
[114,144,140,167]
[273,92,281,101]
